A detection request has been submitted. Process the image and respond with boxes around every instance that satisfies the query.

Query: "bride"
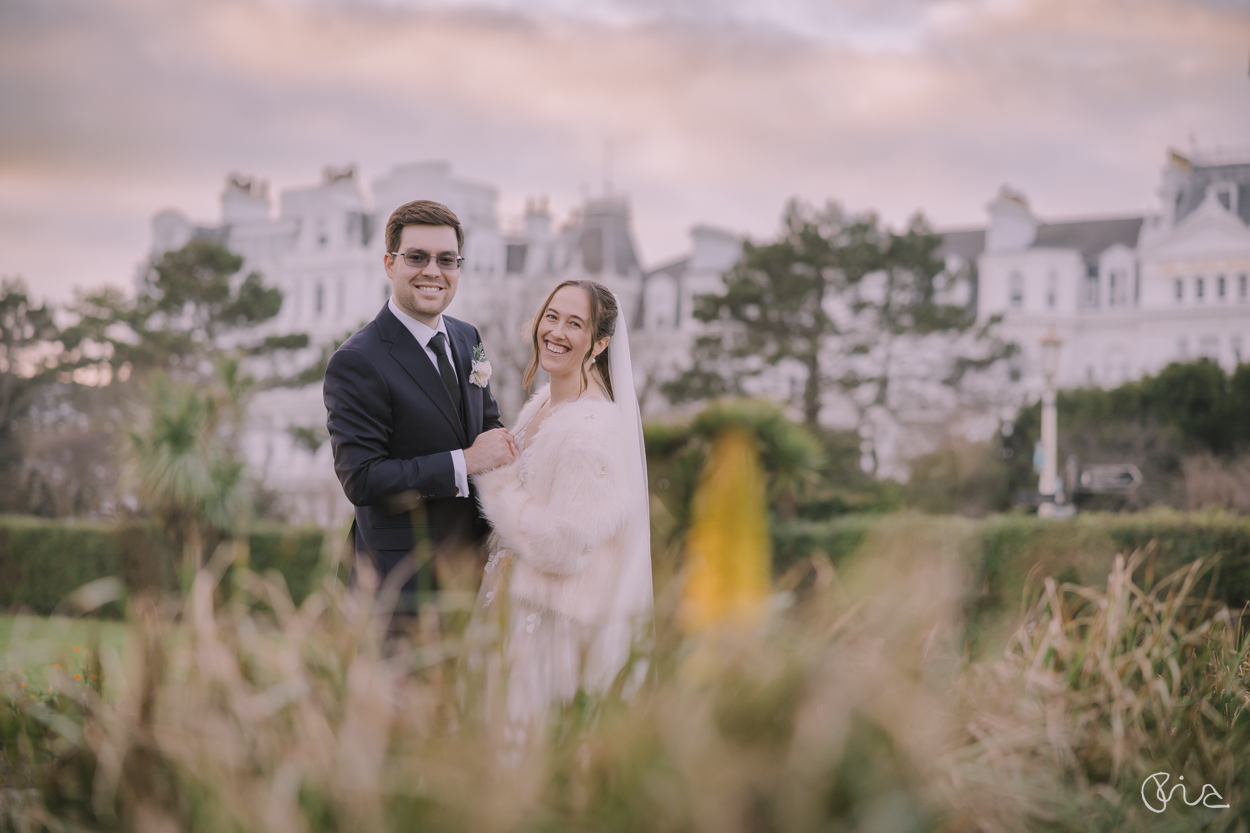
[471,279,653,726]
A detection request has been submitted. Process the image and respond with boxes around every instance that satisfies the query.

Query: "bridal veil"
[584,298,653,693]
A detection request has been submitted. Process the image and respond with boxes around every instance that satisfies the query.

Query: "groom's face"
[385,224,461,326]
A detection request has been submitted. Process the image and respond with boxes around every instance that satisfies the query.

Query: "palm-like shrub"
[125,368,248,571]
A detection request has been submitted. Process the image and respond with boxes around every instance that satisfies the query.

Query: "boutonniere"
[470,343,492,388]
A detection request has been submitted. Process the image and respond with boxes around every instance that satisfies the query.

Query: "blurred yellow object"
[680,428,772,631]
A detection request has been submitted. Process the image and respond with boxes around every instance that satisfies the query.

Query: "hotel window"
[1084,264,1099,307]
[1046,272,1057,310]
[1108,269,1128,307]
[1215,183,1237,213]
[1195,276,1205,301]
[1177,337,1189,360]
[315,283,324,315]
[1199,337,1219,361]
[1218,275,1226,301]
[1134,263,1141,305]
[1241,274,1248,301]
[1174,278,1183,302]
[1009,272,1024,309]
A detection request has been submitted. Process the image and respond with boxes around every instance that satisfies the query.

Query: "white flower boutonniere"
[470,343,492,388]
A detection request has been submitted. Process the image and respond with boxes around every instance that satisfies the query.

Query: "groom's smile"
[385,224,461,328]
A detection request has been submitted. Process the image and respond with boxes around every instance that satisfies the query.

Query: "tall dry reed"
[3,522,1248,831]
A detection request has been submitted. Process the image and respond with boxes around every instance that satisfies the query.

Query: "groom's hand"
[465,428,517,474]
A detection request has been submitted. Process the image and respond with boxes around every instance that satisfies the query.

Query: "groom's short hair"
[385,200,464,254]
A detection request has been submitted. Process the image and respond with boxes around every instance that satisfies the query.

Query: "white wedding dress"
[470,306,653,729]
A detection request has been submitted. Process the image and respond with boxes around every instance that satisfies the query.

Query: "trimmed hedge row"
[6,512,1249,625]
[775,511,1250,635]
[0,516,333,618]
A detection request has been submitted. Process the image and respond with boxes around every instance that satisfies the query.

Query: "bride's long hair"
[522,279,618,401]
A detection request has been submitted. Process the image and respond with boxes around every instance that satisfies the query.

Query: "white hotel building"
[946,149,1250,395]
[148,148,1250,520]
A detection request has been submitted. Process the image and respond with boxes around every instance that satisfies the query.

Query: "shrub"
[0,516,332,616]
[5,516,1250,829]
[969,511,1250,657]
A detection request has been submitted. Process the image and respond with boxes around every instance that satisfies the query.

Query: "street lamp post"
[1038,327,1062,517]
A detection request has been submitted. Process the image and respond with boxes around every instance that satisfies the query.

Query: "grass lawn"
[1,615,131,693]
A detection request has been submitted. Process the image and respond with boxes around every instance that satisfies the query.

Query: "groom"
[324,199,516,619]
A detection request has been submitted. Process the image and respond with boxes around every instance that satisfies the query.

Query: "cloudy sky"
[2,0,1247,303]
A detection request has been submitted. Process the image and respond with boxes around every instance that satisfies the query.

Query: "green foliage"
[990,551,1250,829]
[0,278,78,510]
[771,514,878,575]
[1004,359,1250,510]
[5,515,1250,830]
[125,369,253,570]
[0,516,331,617]
[664,202,1010,446]
[646,400,892,549]
[970,511,1250,657]
[64,239,303,380]
[903,439,1011,517]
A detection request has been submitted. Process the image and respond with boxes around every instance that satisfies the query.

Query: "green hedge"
[6,512,1249,627]
[769,511,1250,654]
[0,516,334,618]
[977,511,1250,616]
[772,515,878,572]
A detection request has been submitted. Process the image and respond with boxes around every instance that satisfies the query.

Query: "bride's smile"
[536,285,603,379]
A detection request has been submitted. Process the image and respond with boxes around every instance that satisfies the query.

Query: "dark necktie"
[428,331,463,416]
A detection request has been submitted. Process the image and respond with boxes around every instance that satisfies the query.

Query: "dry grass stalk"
[3,526,1249,831]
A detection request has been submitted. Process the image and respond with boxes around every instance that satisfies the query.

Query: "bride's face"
[537,286,599,378]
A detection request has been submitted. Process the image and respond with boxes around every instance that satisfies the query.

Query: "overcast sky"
[2,0,1247,303]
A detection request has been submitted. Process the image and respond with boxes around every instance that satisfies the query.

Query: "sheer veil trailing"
[587,298,653,692]
[468,293,653,723]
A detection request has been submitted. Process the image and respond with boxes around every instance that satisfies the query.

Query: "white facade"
[969,150,1250,398]
[149,148,1250,516]
[149,164,646,524]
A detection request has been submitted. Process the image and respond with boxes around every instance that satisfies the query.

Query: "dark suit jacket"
[324,304,504,602]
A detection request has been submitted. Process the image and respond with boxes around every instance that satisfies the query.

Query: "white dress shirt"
[388,298,470,499]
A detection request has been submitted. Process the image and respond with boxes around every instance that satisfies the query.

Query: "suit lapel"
[380,307,468,447]
[447,318,482,442]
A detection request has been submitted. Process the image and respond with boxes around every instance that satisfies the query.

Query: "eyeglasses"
[390,250,465,271]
